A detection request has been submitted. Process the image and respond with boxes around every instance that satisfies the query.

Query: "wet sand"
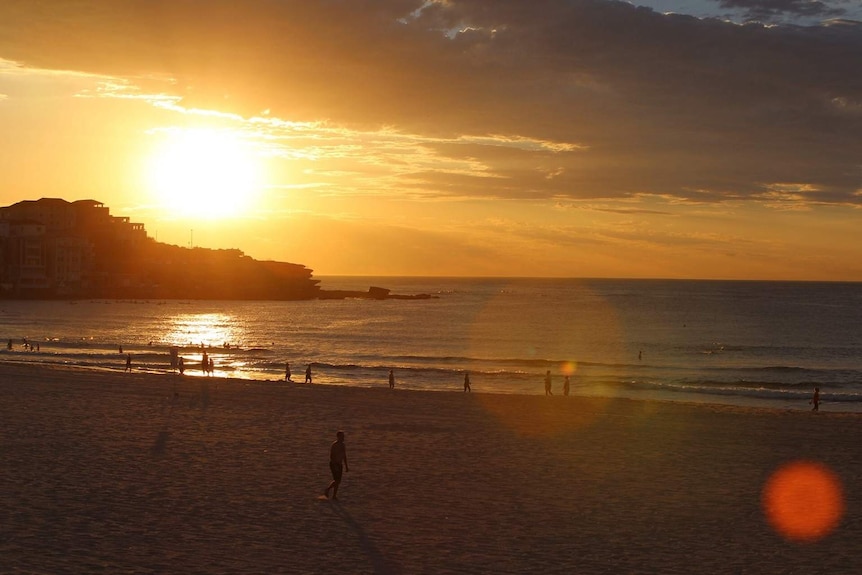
[1,362,860,574]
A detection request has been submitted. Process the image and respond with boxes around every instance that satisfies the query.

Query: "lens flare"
[561,361,578,376]
[762,460,844,543]
[467,280,623,436]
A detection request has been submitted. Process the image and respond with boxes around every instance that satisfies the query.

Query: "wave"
[8,345,861,383]
[5,338,862,409]
[622,378,862,404]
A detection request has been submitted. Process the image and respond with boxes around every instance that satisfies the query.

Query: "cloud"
[716,0,849,22]
[0,0,860,207]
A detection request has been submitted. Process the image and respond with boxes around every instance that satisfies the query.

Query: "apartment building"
[0,198,146,297]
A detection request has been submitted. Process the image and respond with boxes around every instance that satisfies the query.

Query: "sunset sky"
[1,1,860,280]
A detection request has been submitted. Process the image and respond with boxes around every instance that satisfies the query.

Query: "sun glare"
[146,129,264,219]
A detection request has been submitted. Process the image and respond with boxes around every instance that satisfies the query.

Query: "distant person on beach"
[125,353,132,372]
[325,431,349,500]
[544,370,553,395]
[563,375,570,396]
[464,372,471,392]
[389,369,395,389]
[178,356,185,375]
[208,357,214,375]
[7,339,11,351]
[285,362,292,382]
[810,387,820,411]
[305,365,313,384]
[202,352,209,375]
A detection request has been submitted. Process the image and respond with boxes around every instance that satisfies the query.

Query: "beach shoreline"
[3,353,853,414]
[2,361,860,574]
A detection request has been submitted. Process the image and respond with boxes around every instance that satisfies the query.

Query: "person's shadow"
[329,500,401,575]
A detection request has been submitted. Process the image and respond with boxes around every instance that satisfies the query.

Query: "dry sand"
[1,362,860,574]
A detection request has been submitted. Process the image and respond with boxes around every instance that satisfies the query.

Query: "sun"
[146,128,264,219]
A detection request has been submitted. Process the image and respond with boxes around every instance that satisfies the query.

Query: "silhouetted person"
[202,352,209,375]
[544,370,553,395]
[7,339,11,351]
[389,369,395,389]
[119,345,123,354]
[208,357,214,376]
[810,387,820,411]
[125,353,132,372]
[178,356,185,375]
[464,372,471,392]
[285,362,292,382]
[563,375,570,396]
[305,364,313,384]
[325,431,349,500]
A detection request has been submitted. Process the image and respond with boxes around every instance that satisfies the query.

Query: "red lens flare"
[762,460,844,543]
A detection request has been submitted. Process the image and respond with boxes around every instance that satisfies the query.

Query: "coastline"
[2,361,861,573]
[3,352,852,413]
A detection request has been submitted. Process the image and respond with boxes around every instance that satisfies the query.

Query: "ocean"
[1,277,861,411]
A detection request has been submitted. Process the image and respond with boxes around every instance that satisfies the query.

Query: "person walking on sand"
[325,431,349,500]
[389,369,395,389]
[125,353,132,372]
[544,370,553,395]
[563,375,570,396]
[305,364,313,384]
[178,356,185,375]
[285,362,292,382]
[464,371,471,392]
[810,387,820,411]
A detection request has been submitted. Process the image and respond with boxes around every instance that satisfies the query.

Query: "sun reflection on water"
[162,313,244,348]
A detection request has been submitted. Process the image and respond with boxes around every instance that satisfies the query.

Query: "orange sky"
[0,1,860,280]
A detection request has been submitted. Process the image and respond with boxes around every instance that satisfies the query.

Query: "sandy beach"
[1,362,860,574]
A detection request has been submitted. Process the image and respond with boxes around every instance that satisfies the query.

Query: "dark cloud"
[716,0,849,22]
[0,0,860,205]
